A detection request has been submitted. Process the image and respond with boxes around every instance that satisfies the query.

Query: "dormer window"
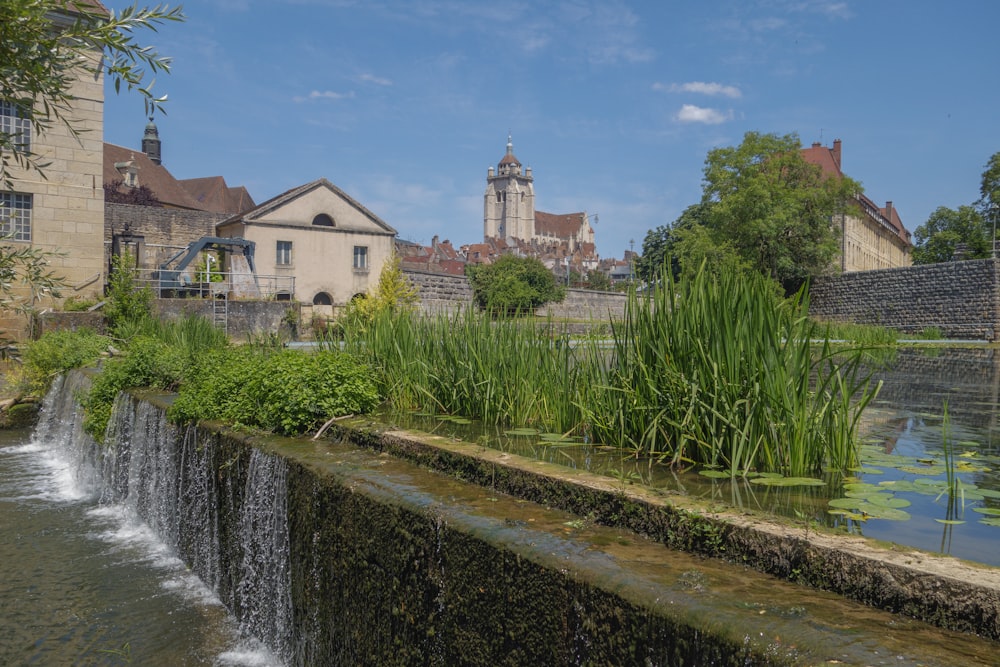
[312,213,334,227]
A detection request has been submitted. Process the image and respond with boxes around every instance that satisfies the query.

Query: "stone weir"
[60,376,1000,666]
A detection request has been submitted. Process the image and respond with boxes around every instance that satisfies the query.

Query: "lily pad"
[934,519,966,525]
[505,427,540,436]
[972,507,1000,517]
[699,470,732,479]
[867,494,911,509]
[980,517,1000,527]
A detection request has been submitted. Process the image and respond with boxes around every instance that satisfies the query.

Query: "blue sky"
[102,0,1000,260]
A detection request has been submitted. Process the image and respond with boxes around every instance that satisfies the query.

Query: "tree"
[342,253,419,327]
[0,242,67,344]
[635,203,714,282]
[910,152,1000,263]
[699,131,861,292]
[1,1,185,187]
[466,254,566,317]
[584,269,612,291]
[911,205,989,264]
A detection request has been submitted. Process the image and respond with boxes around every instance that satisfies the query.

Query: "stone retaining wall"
[402,268,626,320]
[809,258,1000,340]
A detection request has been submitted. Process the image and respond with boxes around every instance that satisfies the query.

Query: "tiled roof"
[499,152,521,166]
[60,0,109,16]
[178,176,256,214]
[535,211,587,239]
[800,140,910,245]
[104,143,204,210]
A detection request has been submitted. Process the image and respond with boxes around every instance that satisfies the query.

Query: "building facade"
[801,139,912,272]
[1,2,108,336]
[216,178,397,313]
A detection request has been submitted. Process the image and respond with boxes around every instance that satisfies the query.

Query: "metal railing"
[133,268,295,300]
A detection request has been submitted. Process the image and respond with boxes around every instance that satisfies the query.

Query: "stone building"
[800,139,912,272]
[1,1,108,336]
[216,178,397,315]
[483,136,598,271]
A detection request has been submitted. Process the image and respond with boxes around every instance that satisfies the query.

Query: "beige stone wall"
[841,213,912,272]
[221,221,394,306]
[3,46,105,338]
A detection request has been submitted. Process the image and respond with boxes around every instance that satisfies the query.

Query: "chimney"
[812,142,821,148]
[832,139,842,169]
[885,201,893,222]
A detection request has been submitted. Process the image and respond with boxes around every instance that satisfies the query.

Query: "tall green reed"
[579,265,880,477]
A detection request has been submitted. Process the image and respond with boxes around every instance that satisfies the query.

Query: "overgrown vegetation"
[16,327,110,397]
[344,264,881,477]
[169,347,379,435]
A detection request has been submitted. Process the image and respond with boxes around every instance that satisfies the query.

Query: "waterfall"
[38,373,295,665]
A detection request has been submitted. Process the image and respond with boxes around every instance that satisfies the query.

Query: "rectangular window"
[353,245,368,270]
[276,240,292,266]
[0,193,32,242]
[0,102,31,152]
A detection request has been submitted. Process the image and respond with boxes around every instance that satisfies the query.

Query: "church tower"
[484,135,535,243]
[141,115,161,165]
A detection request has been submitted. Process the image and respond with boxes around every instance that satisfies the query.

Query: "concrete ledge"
[328,418,1000,641]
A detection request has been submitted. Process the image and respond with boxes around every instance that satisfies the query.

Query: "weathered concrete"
[153,298,298,341]
[329,417,1000,644]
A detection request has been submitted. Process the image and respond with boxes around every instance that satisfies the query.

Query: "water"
[371,347,1000,568]
[0,374,279,666]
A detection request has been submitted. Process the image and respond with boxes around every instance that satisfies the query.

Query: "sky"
[102,0,1000,260]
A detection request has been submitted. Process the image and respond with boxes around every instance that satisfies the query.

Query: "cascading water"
[0,372,287,665]
[101,386,295,664]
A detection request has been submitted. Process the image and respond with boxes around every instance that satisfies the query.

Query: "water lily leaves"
[749,476,826,487]
[972,507,1000,517]
[866,494,911,509]
[935,519,966,525]
[699,470,732,479]
[980,517,1000,528]
[827,497,910,521]
[505,427,539,436]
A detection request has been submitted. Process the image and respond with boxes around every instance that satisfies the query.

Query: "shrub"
[466,254,565,317]
[21,328,111,394]
[82,336,186,441]
[169,348,380,436]
[104,252,154,338]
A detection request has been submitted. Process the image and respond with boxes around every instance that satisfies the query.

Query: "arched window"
[313,292,333,305]
[312,213,334,227]
[350,293,367,303]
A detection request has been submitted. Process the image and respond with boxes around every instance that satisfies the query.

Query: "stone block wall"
[402,269,625,320]
[105,203,230,269]
[154,298,296,342]
[809,258,1000,340]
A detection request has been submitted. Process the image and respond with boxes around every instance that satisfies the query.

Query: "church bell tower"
[484,135,534,243]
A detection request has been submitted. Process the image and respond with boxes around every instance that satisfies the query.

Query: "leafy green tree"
[700,131,861,292]
[466,254,566,317]
[911,205,989,264]
[584,269,612,291]
[104,252,153,338]
[1,1,185,186]
[635,203,713,282]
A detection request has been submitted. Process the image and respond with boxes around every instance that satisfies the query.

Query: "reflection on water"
[377,347,1000,568]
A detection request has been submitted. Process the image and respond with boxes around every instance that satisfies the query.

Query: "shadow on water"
[375,346,1000,567]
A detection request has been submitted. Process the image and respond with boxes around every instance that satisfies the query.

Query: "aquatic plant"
[343,307,587,433]
[581,265,880,477]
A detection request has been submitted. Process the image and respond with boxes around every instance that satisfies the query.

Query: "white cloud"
[674,104,733,125]
[359,73,393,86]
[293,90,356,103]
[653,81,742,98]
